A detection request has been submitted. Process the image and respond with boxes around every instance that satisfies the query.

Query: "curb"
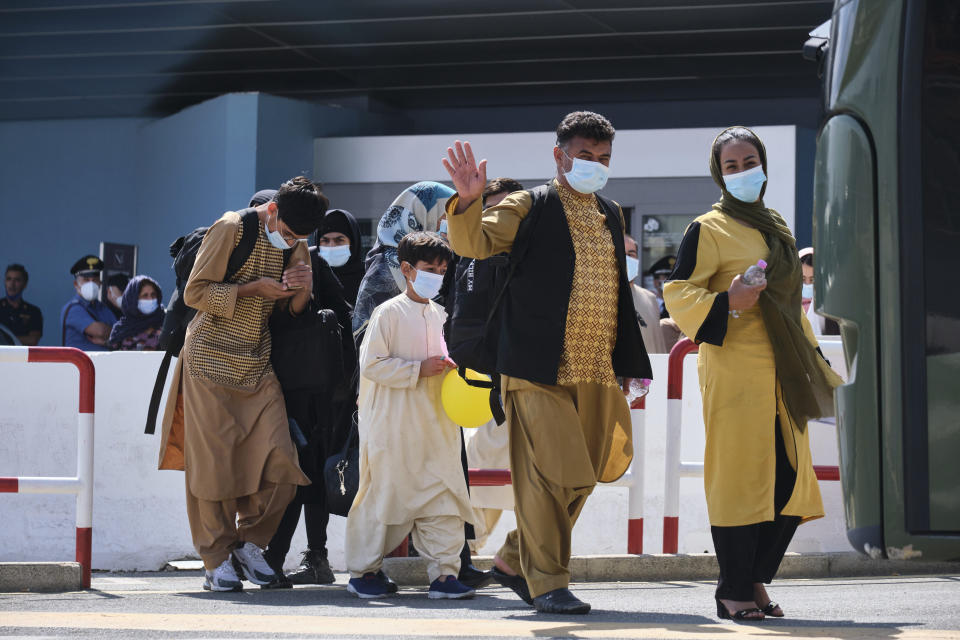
[382,552,960,586]
[0,562,83,593]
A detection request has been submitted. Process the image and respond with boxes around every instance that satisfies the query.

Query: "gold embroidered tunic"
[157,211,310,501]
[554,183,620,386]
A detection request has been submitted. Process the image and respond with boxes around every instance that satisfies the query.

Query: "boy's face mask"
[408,267,444,300]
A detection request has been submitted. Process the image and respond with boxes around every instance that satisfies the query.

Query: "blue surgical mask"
[438,219,448,235]
[265,212,294,250]
[801,283,814,300]
[138,298,159,315]
[410,269,444,300]
[563,151,610,194]
[626,255,639,282]
[723,166,767,203]
[318,245,351,267]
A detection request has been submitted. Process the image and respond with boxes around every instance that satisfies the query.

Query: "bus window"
[919,0,960,532]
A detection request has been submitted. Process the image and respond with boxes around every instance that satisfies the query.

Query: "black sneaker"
[261,549,292,590]
[376,570,399,593]
[286,550,335,585]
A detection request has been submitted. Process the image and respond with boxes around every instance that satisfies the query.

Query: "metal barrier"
[0,347,95,588]
[464,396,648,555]
[662,337,841,553]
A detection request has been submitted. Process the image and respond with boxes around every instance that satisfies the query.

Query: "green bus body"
[813,0,960,560]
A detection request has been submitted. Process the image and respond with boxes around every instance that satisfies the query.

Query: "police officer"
[0,264,43,345]
[648,254,677,318]
[60,255,118,350]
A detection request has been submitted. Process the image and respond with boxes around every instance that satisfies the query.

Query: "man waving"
[442,111,652,614]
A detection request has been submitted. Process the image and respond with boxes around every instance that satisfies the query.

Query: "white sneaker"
[232,542,279,586]
[203,558,243,592]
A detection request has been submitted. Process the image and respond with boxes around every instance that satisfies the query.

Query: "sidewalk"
[382,552,960,586]
[4,552,958,593]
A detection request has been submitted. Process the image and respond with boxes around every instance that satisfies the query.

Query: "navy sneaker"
[428,576,475,600]
[347,572,392,599]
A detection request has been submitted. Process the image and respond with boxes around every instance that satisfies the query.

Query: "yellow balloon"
[441,368,494,428]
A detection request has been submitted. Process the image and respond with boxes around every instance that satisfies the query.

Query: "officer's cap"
[70,255,104,277]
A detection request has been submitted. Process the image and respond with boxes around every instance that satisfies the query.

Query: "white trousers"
[346,506,463,582]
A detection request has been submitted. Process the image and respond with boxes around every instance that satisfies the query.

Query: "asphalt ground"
[2,571,959,639]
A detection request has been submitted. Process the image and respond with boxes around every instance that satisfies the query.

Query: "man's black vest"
[494,184,653,385]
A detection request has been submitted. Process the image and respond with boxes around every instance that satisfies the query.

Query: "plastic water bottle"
[742,259,768,286]
[731,259,767,318]
[626,378,652,405]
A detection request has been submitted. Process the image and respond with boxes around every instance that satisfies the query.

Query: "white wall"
[0,345,847,571]
[314,126,797,232]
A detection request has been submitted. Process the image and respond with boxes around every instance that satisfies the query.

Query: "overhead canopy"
[0,0,832,121]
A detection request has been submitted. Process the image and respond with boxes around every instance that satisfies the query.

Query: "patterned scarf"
[353,181,455,335]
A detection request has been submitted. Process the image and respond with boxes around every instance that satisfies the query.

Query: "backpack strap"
[481,184,550,332]
[225,208,261,282]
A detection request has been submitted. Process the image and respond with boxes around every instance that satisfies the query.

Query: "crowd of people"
[0,111,842,620]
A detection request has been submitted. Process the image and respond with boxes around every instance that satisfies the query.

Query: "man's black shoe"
[287,550,335,585]
[458,564,494,589]
[533,588,591,614]
[491,566,533,605]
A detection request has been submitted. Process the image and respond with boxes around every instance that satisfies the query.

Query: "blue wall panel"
[0,117,147,345]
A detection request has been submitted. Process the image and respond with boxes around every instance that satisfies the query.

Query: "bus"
[810,0,959,561]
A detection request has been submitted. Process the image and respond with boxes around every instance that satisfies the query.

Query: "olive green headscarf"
[709,126,839,431]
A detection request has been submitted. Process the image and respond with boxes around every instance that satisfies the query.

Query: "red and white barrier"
[0,346,95,588]
[662,337,841,554]
[465,395,648,554]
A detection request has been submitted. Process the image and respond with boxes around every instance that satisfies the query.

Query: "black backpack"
[144,208,291,434]
[443,187,546,425]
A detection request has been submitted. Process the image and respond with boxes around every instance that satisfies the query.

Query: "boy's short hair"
[275,176,329,236]
[398,231,453,268]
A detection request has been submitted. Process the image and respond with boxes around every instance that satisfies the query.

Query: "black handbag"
[270,305,344,393]
[323,411,359,517]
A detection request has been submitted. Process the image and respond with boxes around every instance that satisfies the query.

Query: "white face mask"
[801,283,814,300]
[410,269,444,300]
[722,165,767,203]
[265,211,294,250]
[79,281,100,302]
[318,245,351,267]
[138,298,159,315]
[562,150,610,194]
[626,256,640,282]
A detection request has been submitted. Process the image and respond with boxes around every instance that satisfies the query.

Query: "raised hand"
[441,140,487,214]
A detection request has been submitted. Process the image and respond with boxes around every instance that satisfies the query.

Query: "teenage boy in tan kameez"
[442,112,653,614]
[157,177,328,592]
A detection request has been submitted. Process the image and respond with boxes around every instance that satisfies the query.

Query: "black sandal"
[760,601,784,617]
[716,598,764,621]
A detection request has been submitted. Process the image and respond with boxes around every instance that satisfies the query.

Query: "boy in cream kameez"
[346,232,476,600]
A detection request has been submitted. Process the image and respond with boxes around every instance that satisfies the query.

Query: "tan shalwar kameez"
[346,293,474,582]
[157,211,310,569]
[446,180,633,598]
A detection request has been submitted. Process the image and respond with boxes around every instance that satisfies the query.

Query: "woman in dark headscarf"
[108,275,165,350]
[317,209,364,306]
[664,127,842,621]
